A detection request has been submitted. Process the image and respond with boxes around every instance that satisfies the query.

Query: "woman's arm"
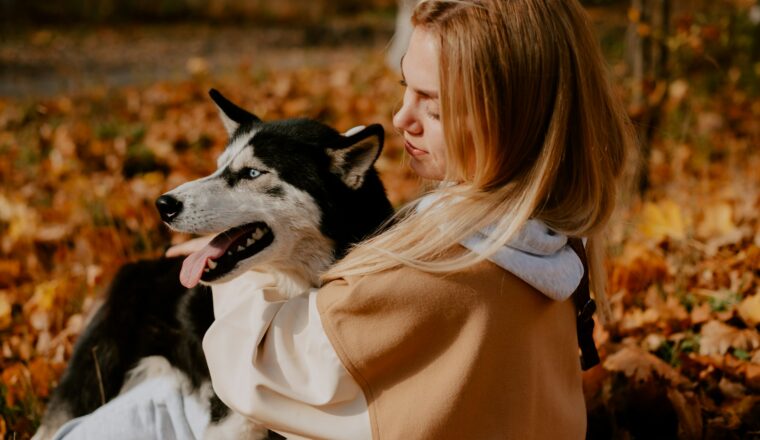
[202,271,371,440]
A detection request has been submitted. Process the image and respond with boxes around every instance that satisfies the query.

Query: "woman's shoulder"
[318,246,548,316]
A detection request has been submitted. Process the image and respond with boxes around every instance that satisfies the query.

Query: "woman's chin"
[409,158,445,181]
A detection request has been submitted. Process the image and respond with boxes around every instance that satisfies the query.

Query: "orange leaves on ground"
[0,27,758,437]
[1,363,30,409]
[0,358,59,435]
[609,243,669,296]
[594,87,760,436]
[0,55,424,435]
[590,345,705,439]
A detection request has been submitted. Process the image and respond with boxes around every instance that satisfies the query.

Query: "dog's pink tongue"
[179,233,239,288]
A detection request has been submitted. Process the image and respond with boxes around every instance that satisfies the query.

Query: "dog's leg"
[36,257,191,438]
[34,299,133,439]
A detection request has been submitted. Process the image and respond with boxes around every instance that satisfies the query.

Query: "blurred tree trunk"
[627,0,671,193]
[386,0,415,73]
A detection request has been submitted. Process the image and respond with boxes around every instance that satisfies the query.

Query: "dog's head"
[157,89,393,288]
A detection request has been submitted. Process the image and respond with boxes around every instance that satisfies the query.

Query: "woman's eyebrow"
[399,54,440,100]
[416,88,439,100]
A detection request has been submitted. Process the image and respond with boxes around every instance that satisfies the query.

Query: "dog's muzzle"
[156,195,183,223]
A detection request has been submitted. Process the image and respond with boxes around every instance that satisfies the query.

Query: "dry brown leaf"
[0,292,11,331]
[738,292,760,327]
[699,320,760,356]
[660,296,690,323]
[0,363,30,408]
[0,259,21,285]
[620,307,660,331]
[745,363,760,389]
[0,194,39,249]
[609,244,669,295]
[752,350,760,364]
[604,346,685,385]
[690,302,712,325]
[35,224,71,242]
[643,333,666,351]
[25,280,61,312]
[28,357,55,399]
[638,200,688,241]
[719,377,747,400]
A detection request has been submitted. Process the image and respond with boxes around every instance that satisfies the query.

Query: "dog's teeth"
[237,245,245,252]
[253,229,264,240]
[227,251,232,256]
[204,268,210,273]
[207,260,217,269]
[246,238,255,246]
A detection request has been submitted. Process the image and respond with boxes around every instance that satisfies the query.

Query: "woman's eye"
[426,108,440,120]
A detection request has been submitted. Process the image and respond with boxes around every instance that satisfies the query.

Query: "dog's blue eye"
[242,168,263,179]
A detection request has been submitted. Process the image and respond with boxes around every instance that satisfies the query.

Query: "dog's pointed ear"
[328,124,384,190]
[209,89,261,136]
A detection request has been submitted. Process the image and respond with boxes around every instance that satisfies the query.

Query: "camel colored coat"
[317,257,587,439]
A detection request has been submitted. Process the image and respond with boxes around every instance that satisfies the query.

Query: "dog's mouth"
[179,222,275,288]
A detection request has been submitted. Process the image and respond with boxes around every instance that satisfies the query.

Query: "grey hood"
[418,194,584,301]
[461,220,584,301]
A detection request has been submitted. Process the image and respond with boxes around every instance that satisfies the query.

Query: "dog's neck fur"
[258,232,336,298]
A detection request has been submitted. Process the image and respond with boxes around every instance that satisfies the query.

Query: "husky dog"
[35,89,394,439]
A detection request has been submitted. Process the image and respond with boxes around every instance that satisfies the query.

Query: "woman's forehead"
[401,28,440,98]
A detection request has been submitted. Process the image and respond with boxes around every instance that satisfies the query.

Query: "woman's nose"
[393,100,422,135]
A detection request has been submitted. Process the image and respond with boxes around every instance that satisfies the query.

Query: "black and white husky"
[35,89,394,439]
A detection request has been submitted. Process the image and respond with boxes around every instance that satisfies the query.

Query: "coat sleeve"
[202,271,371,440]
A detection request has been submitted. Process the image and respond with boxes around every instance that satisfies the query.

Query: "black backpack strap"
[567,237,600,371]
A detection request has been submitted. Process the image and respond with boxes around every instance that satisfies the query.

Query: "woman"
[49,0,632,438]
[202,0,632,439]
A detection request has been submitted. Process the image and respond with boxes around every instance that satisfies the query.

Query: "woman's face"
[393,27,448,181]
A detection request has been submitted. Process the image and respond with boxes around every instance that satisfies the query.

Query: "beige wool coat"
[317,257,586,439]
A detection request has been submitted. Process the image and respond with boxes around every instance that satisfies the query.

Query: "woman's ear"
[327,124,385,189]
[208,89,262,137]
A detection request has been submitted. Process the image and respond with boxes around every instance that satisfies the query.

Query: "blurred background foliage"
[1,0,760,439]
[0,0,397,24]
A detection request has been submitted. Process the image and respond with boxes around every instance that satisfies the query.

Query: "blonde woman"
[201,1,632,438]
[49,1,631,439]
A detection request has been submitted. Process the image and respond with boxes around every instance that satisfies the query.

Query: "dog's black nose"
[155,195,183,222]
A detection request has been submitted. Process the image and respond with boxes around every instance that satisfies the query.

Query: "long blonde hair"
[324,0,634,321]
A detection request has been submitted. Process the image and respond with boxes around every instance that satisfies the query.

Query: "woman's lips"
[404,140,428,157]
